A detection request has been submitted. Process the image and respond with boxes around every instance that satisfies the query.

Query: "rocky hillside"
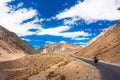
[77,21,120,63]
[37,41,82,54]
[0,53,100,80]
[0,25,35,61]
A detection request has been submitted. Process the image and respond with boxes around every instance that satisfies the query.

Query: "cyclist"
[94,56,99,64]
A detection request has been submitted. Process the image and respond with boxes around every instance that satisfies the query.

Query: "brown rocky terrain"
[28,57,101,80]
[0,53,101,80]
[77,21,120,63]
[37,41,82,54]
[0,53,66,80]
[0,25,35,61]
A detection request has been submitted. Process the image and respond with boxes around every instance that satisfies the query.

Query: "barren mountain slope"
[28,59,100,80]
[0,53,101,80]
[37,41,82,54]
[0,25,35,61]
[0,53,70,80]
[77,21,120,63]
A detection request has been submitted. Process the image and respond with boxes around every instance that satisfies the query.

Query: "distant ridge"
[37,41,82,54]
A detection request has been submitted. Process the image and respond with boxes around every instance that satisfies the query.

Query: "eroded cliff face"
[0,25,35,61]
[37,41,82,54]
[77,21,120,63]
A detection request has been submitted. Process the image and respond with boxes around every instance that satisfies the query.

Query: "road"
[70,55,120,80]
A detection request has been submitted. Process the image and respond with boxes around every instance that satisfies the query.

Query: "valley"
[0,21,120,80]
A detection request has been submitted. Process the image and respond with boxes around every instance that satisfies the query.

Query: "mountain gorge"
[77,21,120,63]
[0,21,120,80]
[0,25,35,61]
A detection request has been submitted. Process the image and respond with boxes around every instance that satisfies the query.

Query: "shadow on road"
[70,55,120,80]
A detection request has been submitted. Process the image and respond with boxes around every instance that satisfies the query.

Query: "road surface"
[70,55,120,80]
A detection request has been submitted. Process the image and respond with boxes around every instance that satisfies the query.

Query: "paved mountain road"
[70,55,120,80]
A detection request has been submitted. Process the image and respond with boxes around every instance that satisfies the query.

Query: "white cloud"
[73,37,89,40]
[56,0,120,23]
[37,26,71,35]
[39,18,45,22]
[37,26,91,39]
[74,42,87,47]
[17,2,24,8]
[33,45,40,50]
[64,17,80,25]
[59,31,90,39]
[21,38,31,41]
[34,40,43,42]
[0,0,42,36]
[45,41,55,44]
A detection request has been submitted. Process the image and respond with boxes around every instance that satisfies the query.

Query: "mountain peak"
[37,41,81,54]
[59,41,67,44]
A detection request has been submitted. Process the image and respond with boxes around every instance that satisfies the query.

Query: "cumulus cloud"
[0,0,42,36]
[73,37,89,40]
[45,41,55,44]
[21,38,31,41]
[37,26,71,35]
[56,0,120,23]
[58,31,90,39]
[37,26,91,39]
[17,2,24,8]
[64,17,81,25]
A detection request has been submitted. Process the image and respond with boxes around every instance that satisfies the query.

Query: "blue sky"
[0,0,120,50]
